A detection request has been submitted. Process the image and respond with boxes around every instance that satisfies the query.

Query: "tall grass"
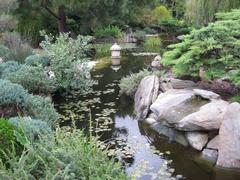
[2,32,33,63]
[143,36,162,53]
[0,127,127,179]
[94,43,111,59]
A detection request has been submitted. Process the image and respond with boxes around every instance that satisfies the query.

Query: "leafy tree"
[162,9,240,86]
[26,0,151,33]
[185,0,240,27]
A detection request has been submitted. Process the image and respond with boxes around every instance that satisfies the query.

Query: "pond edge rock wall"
[134,75,240,169]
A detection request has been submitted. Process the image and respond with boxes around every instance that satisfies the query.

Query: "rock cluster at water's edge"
[134,76,240,169]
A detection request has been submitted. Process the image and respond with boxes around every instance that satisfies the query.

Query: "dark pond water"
[54,54,240,180]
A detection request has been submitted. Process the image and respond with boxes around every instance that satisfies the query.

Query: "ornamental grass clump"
[119,69,163,97]
[0,119,22,159]
[0,128,127,179]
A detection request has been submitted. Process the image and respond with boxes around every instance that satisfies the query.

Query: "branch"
[43,5,60,20]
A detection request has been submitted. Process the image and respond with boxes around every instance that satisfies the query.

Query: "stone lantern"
[110,43,121,66]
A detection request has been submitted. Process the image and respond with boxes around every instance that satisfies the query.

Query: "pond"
[54,53,240,180]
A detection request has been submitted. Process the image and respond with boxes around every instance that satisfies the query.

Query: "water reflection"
[55,54,240,180]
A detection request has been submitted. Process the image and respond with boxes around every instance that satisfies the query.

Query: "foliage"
[0,128,127,179]
[119,69,163,97]
[94,26,123,39]
[40,32,93,92]
[0,61,22,79]
[0,119,21,159]
[157,19,192,35]
[153,5,172,23]
[144,36,162,53]
[162,10,240,87]
[0,0,18,33]
[143,27,158,34]
[5,65,56,95]
[94,44,111,59]
[8,117,52,141]
[185,0,240,27]
[0,14,17,33]
[24,54,50,67]
[25,95,59,127]
[1,32,33,63]
[133,30,146,43]
[0,80,28,107]
[0,45,10,60]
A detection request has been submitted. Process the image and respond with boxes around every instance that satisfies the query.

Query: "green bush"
[40,32,94,92]
[119,69,163,97]
[0,128,127,179]
[94,44,111,59]
[25,95,59,127]
[0,79,28,107]
[162,9,240,86]
[153,5,172,23]
[157,19,192,35]
[8,117,52,141]
[5,65,56,94]
[0,119,21,158]
[0,61,22,78]
[24,54,50,67]
[1,32,33,63]
[144,36,162,53]
[94,26,123,39]
[143,27,158,34]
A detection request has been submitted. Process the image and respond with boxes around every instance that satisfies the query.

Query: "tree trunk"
[58,5,66,33]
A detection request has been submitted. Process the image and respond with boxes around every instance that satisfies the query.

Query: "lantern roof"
[110,43,121,51]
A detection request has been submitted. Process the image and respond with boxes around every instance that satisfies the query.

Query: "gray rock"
[151,122,188,146]
[150,89,195,120]
[217,103,240,168]
[177,100,229,131]
[193,89,220,100]
[177,35,185,40]
[0,57,3,63]
[207,136,219,150]
[170,78,197,89]
[134,75,159,119]
[186,132,208,151]
[154,55,162,61]
[145,117,157,125]
[202,148,218,164]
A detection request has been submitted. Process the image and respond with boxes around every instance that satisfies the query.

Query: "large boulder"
[134,75,159,119]
[186,132,208,151]
[202,148,218,164]
[151,122,188,146]
[207,136,219,150]
[177,100,229,131]
[171,79,197,89]
[193,89,220,100]
[217,103,240,168]
[150,89,195,122]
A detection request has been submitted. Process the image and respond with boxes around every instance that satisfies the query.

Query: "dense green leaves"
[25,95,59,127]
[0,80,28,107]
[40,32,94,92]
[162,9,240,86]
[5,65,56,95]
